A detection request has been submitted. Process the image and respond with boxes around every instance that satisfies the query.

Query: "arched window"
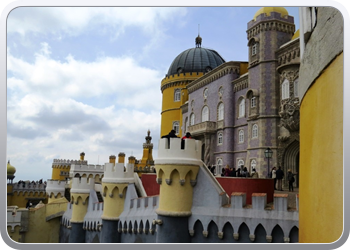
[237,159,245,168]
[202,106,209,122]
[190,113,195,126]
[239,98,245,118]
[173,121,179,135]
[217,158,223,175]
[251,159,257,172]
[239,129,244,143]
[252,42,257,56]
[281,79,290,100]
[174,89,181,102]
[217,131,223,145]
[218,102,224,120]
[251,97,256,108]
[294,78,299,97]
[252,124,258,138]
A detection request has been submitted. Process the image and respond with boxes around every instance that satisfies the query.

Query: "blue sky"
[6,6,300,181]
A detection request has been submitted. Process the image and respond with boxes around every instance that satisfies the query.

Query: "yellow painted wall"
[10,191,47,208]
[160,73,203,137]
[156,164,199,216]
[101,183,127,220]
[7,225,22,243]
[240,62,249,75]
[299,53,343,243]
[24,206,62,243]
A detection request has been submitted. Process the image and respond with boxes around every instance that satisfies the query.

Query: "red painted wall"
[216,177,275,204]
[140,173,274,205]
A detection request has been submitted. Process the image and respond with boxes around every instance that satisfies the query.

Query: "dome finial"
[195,24,202,48]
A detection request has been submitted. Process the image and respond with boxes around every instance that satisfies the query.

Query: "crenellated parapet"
[189,192,299,243]
[101,161,135,221]
[46,179,68,199]
[69,164,104,181]
[52,159,87,167]
[12,182,46,192]
[103,162,134,184]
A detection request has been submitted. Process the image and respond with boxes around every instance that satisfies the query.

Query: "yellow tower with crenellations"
[160,36,226,137]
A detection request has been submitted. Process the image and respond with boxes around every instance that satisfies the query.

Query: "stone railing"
[188,121,217,135]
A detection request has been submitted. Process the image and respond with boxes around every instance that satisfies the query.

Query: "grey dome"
[167,47,225,76]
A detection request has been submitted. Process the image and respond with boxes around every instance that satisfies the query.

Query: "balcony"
[188,121,217,136]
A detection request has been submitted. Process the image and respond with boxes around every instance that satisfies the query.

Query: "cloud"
[7,44,163,109]
[7,7,186,39]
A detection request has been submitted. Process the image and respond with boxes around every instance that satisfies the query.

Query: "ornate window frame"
[218,102,224,121]
[217,131,223,145]
[174,88,181,102]
[202,105,209,122]
[252,124,258,139]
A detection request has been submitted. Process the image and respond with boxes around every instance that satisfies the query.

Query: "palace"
[6,7,343,245]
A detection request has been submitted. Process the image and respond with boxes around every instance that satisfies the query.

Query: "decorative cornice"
[247,20,295,40]
[233,74,249,93]
[187,61,241,94]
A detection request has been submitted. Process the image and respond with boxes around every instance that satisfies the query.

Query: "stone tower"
[245,7,295,176]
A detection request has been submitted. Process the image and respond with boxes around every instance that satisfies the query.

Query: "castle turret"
[100,153,135,243]
[69,177,94,243]
[46,179,67,203]
[154,137,202,242]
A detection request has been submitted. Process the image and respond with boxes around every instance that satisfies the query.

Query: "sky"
[5,6,300,181]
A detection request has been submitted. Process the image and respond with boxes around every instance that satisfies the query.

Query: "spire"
[195,24,202,48]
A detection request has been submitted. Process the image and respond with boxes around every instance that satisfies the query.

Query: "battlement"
[52,159,88,165]
[155,138,202,166]
[102,162,134,183]
[46,179,68,197]
[70,177,95,194]
[69,164,104,179]
[12,182,46,192]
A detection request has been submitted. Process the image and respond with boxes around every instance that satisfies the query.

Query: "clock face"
[203,88,208,98]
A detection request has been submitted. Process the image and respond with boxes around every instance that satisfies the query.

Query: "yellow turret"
[155,138,202,216]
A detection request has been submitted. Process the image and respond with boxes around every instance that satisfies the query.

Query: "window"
[252,124,258,138]
[203,88,208,99]
[252,43,257,56]
[217,158,223,175]
[239,98,245,117]
[237,159,245,168]
[219,86,224,96]
[174,89,181,102]
[217,132,223,145]
[251,159,257,172]
[239,129,244,143]
[202,106,209,122]
[281,79,290,100]
[294,78,299,97]
[251,97,256,108]
[173,121,179,135]
[190,113,195,126]
[218,103,224,120]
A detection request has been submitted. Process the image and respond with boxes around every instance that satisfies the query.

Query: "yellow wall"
[156,164,199,216]
[299,53,343,243]
[51,165,70,181]
[24,206,62,243]
[101,183,128,220]
[7,225,22,243]
[10,191,47,208]
[160,73,203,137]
